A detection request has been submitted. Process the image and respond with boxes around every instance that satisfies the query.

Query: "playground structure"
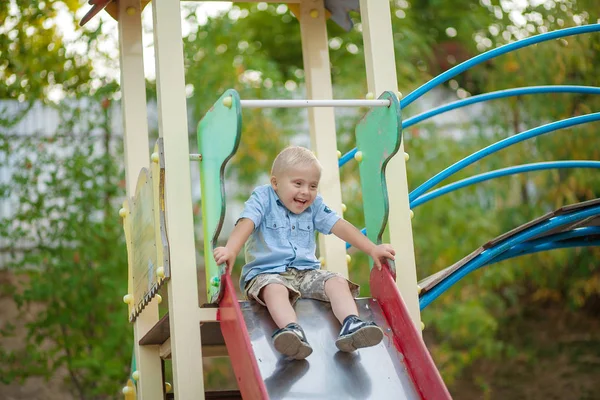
[78,0,600,398]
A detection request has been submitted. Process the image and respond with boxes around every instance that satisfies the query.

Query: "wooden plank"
[485,199,600,248]
[119,0,150,194]
[166,391,243,400]
[139,314,171,346]
[556,198,600,214]
[483,210,555,249]
[417,247,484,294]
[130,168,164,320]
[160,338,172,359]
[159,339,227,360]
[140,315,226,348]
[153,139,171,278]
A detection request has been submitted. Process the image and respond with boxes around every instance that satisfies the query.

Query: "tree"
[1,2,130,398]
[0,0,118,104]
[0,92,131,399]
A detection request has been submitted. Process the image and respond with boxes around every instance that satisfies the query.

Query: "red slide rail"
[370,265,452,400]
[219,274,269,399]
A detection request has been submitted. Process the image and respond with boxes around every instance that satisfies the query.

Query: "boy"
[214,146,395,360]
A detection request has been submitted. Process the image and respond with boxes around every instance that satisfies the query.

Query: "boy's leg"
[261,283,297,328]
[299,270,383,352]
[261,284,312,359]
[246,275,313,360]
[324,276,359,324]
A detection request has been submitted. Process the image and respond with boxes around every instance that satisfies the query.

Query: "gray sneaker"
[272,323,313,360]
[335,315,383,352]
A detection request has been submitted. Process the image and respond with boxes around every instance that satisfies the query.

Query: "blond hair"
[271,146,322,177]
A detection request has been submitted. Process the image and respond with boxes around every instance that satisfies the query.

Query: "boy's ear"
[270,176,277,190]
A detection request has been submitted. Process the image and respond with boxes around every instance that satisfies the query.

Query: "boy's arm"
[330,219,395,270]
[225,218,255,255]
[331,219,376,253]
[214,218,254,273]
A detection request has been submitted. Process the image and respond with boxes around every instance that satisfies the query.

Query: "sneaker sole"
[273,331,313,360]
[335,325,384,353]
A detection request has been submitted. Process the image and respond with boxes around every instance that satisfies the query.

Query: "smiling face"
[271,163,321,214]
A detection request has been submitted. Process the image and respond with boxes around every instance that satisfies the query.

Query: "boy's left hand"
[369,244,396,270]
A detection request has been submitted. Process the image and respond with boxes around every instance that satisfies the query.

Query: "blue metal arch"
[403,86,600,131]
[410,161,600,209]
[402,24,600,108]
[338,85,600,167]
[419,205,600,309]
[485,227,600,266]
[409,113,600,202]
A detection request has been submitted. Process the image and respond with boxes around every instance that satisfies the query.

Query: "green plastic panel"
[197,89,242,303]
[355,91,402,269]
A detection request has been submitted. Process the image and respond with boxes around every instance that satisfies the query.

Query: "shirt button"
[294,247,297,250]
[292,226,295,230]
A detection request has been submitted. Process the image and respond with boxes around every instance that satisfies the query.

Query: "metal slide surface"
[240,298,420,400]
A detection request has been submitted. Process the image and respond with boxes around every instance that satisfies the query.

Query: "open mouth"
[294,198,307,207]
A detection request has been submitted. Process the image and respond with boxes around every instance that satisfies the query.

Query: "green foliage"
[0,98,130,398]
[181,3,303,187]
[1,2,131,397]
[0,0,103,102]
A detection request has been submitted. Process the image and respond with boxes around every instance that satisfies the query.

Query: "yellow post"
[118,0,163,397]
[151,0,205,398]
[359,0,422,328]
[298,0,349,278]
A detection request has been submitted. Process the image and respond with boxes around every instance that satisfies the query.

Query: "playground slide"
[220,265,451,400]
[206,90,450,399]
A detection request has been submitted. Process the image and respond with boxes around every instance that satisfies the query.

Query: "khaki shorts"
[245,268,360,306]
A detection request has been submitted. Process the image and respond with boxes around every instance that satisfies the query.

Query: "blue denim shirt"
[238,184,341,290]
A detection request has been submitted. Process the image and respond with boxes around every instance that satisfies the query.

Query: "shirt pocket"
[296,219,314,249]
[264,216,288,247]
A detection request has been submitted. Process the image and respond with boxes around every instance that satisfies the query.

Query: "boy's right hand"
[369,244,396,271]
[213,247,235,274]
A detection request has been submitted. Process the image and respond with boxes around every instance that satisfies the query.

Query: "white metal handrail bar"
[239,99,391,108]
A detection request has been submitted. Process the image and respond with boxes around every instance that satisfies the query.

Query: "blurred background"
[1,1,599,398]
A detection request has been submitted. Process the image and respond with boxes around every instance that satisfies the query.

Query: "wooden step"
[139,314,224,347]
[139,305,227,358]
[165,390,242,399]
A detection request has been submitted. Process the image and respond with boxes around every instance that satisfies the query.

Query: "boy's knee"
[261,283,289,299]
[325,276,348,292]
